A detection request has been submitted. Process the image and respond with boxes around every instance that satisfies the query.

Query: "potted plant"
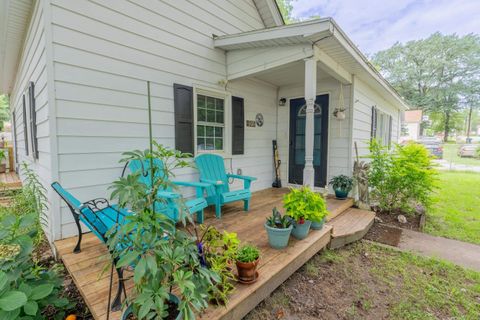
[0,149,6,173]
[200,225,239,305]
[264,207,293,249]
[283,187,314,240]
[309,193,329,230]
[329,174,353,199]
[109,143,220,320]
[235,244,260,284]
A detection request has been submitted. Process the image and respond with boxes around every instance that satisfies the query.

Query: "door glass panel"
[295,149,305,165]
[296,118,305,134]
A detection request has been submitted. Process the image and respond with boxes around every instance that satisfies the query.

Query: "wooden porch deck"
[54,188,372,320]
[0,171,21,189]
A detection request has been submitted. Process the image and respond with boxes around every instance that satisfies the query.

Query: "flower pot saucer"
[237,271,259,284]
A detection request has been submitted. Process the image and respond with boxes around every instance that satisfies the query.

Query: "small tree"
[368,140,437,214]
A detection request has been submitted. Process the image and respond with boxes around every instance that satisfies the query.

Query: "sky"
[290,0,480,54]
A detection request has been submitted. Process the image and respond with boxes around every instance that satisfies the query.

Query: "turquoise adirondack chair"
[128,159,209,223]
[195,154,257,218]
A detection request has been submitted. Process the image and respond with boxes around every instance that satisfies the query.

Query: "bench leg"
[196,209,204,224]
[244,199,250,212]
[73,214,82,253]
[111,266,124,311]
[215,201,222,219]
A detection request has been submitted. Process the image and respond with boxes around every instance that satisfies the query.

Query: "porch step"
[326,197,354,221]
[327,208,376,249]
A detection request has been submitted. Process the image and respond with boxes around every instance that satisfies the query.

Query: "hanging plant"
[333,83,347,121]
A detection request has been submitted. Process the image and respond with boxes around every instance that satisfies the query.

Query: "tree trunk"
[443,112,450,142]
[466,105,473,139]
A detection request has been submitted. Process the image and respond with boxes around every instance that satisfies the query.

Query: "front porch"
[54,188,374,320]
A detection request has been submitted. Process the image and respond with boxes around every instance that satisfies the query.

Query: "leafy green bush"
[200,226,239,305]
[368,140,437,213]
[283,187,328,223]
[236,245,260,263]
[108,143,220,319]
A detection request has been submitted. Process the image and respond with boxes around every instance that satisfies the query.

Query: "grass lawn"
[246,242,480,320]
[425,171,480,244]
[442,143,480,166]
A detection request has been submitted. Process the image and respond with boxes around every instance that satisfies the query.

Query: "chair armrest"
[172,181,210,188]
[200,178,224,186]
[157,191,181,199]
[226,174,257,181]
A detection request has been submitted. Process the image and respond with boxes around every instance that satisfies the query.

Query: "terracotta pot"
[236,258,259,283]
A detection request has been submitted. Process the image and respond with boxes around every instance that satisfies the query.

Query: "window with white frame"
[374,109,392,146]
[196,94,225,152]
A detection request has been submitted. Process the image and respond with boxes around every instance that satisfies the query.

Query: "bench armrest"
[157,191,181,199]
[172,181,210,188]
[200,178,224,186]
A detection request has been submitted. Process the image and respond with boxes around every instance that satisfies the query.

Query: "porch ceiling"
[0,0,33,94]
[251,60,332,88]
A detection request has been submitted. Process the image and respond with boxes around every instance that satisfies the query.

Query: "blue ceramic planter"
[311,218,326,230]
[121,294,181,320]
[334,188,349,199]
[264,223,293,249]
[291,220,312,240]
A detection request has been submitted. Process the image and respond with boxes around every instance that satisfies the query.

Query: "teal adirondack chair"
[195,154,257,218]
[128,159,209,223]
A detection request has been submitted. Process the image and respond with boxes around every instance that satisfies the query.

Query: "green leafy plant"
[0,150,6,163]
[108,143,220,320]
[329,175,354,192]
[236,245,260,263]
[266,207,292,229]
[0,212,71,319]
[368,139,437,214]
[283,187,328,223]
[200,226,239,305]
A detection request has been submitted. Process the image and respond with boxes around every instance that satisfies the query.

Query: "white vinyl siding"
[47,0,271,239]
[9,0,54,241]
[352,77,400,158]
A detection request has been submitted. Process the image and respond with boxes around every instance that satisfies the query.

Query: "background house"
[0,0,407,242]
[402,109,423,142]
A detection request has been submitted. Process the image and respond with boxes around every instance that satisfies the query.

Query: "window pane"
[197,125,205,137]
[215,138,223,150]
[207,110,215,122]
[197,95,206,109]
[197,137,206,150]
[216,111,224,124]
[207,97,215,110]
[206,126,214,137]
[214,127,223,137]
[205,138,214,150]
[215,99,224,111]
[198,108,206,122]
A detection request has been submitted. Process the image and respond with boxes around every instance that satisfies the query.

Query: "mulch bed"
[36,238,93,320]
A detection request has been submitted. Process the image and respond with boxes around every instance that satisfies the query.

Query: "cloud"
[291,0,480,53]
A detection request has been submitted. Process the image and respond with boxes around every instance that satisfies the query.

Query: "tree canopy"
[0,95,9,131]
[372,33,480,141]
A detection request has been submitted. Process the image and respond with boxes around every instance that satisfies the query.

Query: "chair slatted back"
[128,159,172,191]
[194,154,229,197]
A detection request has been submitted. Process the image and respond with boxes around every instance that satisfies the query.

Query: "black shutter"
[370,106,377,140]
[22,95,29,156]
[173,84,194,154]
[29,82,38,159]
[388,115,393,147]
[12,111,18,169]
[231,96,245,155]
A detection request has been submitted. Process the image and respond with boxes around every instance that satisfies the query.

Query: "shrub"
[283,187,328,223]
[368,139,437,214]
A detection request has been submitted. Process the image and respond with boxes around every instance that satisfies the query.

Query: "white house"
[0,0,408,243]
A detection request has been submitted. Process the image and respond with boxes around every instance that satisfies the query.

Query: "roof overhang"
[214,18,410,111]
[0,0,33,94]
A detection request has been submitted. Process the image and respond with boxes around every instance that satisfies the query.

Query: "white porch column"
[303,58,317,187]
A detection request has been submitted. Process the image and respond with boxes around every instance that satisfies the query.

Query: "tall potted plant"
[309,193,329,230]
[264,207,293,249]
[109,143,220,320]
[329,175,353,199]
